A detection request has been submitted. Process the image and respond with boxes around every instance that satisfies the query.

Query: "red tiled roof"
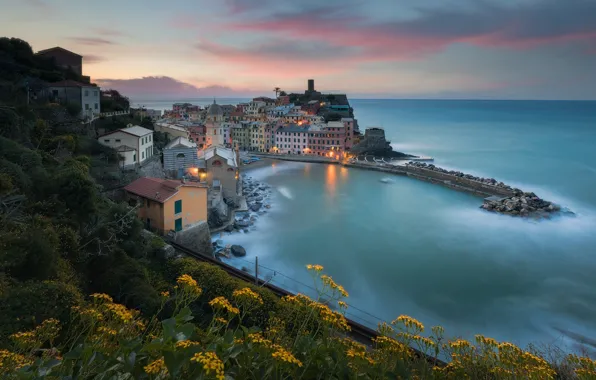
[230,111,244,117]
[124,177,205,203]
[48,80,96,88]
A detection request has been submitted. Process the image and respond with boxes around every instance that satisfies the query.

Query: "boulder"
[224,224,234,232]
[231,245,246,257]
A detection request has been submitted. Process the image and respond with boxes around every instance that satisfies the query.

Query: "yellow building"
[124,177,208,234]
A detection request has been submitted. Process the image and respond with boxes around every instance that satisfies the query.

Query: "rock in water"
[231,245,246,257]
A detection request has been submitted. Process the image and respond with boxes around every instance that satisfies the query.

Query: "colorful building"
[200,146,240,199]
[98,125,154,167]
[124,177,208,234]
[275,124,310,154]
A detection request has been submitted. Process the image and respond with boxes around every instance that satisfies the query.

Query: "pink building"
[307,121,348,157]
[275,125,309,154]
[302,100,320,115]
[277,95,290,105]
[341,118,355,150]
[188,126,206,148]
[236,103,249,112]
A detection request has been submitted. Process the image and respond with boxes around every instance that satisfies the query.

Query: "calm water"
[137,98,596,352]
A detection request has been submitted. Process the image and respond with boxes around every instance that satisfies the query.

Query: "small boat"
[379,177,395,184]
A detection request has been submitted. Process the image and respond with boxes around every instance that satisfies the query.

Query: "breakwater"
[248,153,569,219]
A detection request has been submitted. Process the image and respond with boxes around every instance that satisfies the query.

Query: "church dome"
[207,100,223,116]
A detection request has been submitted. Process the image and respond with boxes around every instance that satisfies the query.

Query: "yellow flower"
[144,357,167,375]
[191,352,225,380]
[214,317,228,324]
[392,315,424,332]
[306,264,324,272]
[90,293,113,303]
[176,274,202,297]
[103,303,134,323]
[97,326,117,336]
[232,287,264,305]
[320,275,349,297]
[160,291,170,298]
[272,347,303,367]
[338,301,347,309]
[209,296,240,315]
[175,340,200,349]
[0,349,33,371]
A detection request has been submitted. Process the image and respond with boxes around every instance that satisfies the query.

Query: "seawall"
[251,153,513,198]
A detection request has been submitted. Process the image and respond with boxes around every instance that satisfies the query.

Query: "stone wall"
[403,166,515,197]
[173,221,213,256]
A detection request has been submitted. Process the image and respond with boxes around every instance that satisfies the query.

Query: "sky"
[2,0,596,100]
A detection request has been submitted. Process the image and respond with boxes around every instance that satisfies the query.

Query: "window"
[85,90,89,96]
[95,91,99,96]
[212,160,222,166]
[142,152,144,159]
[115,139,121,143]
[85,104,89,110]
[174,200,182,214]
[175,218,182,232]
[104,139,110,143]
[95,103,98,109]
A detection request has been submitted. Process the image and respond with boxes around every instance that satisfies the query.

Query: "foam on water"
[277,186,293,200]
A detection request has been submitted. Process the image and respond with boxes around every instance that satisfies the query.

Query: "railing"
[99,110,130,117]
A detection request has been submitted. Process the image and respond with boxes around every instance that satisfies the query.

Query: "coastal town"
[29,46,571,259]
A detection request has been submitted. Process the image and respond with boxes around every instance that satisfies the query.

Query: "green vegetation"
[1,37,595,379]
[1,265,595,379]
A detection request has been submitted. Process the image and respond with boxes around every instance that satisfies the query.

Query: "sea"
[132,98,596,353]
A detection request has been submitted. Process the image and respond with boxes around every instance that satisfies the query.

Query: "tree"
[279,90,287,97]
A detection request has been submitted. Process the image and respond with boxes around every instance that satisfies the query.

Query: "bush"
[1,269,592,379]
[0,280,83,345]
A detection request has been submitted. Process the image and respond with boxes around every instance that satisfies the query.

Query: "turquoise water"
[137,98,596,352]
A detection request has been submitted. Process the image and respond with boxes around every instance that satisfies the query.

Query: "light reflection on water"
[225,160,596,354]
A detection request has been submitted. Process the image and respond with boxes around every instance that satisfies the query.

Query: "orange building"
[124,177,208,234]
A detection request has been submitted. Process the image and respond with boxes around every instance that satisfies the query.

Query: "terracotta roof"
[124,177,205,203]
[230,111,245,117]
[36,46,82,58]
[48,80,96,88]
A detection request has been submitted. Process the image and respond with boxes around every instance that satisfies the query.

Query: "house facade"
[163,137,200,178]
[200,146,239,199]
[47,80,101,119]
[154,122,190,140]
[231,124,250,150]
[275,125,310,154]
[98,126,154,167]
[124,177,208,234]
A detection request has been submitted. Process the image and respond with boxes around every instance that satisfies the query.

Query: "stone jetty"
[406,162,569,219]
[235,176,273,231]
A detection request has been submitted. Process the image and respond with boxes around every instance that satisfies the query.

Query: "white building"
[246,100,266,116]
[275,124,310,154]
[98,125,154,167]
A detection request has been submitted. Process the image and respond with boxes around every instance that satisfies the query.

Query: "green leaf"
[162,317,176,340]
[126,351,137,371]
[175,306,194,323]
[175,322,195,341]
[36,358,62,376]
[223,329,235,345]
[63,344,83,360]
[228,344,244,359]
[163,351,183,377]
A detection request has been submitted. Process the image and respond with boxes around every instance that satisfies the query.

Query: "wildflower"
[232,287,264,305]
[160,291,170,298]
[214,317,228,324]
[392,315,424,332]
[0,349,33,371]
[272,347,303,367]
[144,357,167,375]
[9,331,36,346]
[90,293,113,303]
[338,301,347,309]
[175,340,200,349]
[247,332,272,347]
[191,352,225,380]
[449,339,472,350]
[320,275,349,297]
[306,264,324,272]
[104,303,134,323]
[97,326,118,336]
[176,274,202,298]
[475,334,498,347]
[209,296,240,315]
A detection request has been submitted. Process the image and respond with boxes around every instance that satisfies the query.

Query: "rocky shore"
[213,175,273,259]
[406,162,571,219]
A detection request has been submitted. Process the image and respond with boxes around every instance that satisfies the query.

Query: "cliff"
[350,128,414,158]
